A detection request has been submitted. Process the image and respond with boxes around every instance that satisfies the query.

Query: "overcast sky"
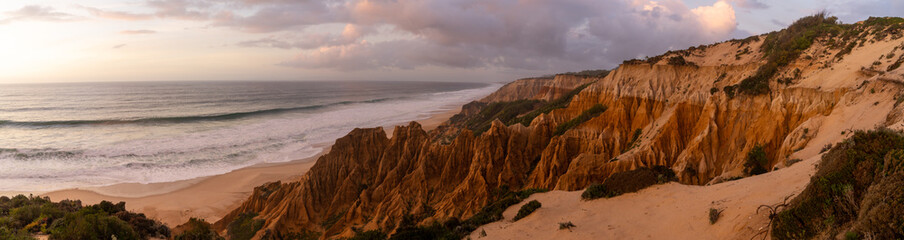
[0,0,900,83]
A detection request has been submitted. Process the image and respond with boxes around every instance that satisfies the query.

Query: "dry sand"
[469,155,818,240]
[7,107,459,227]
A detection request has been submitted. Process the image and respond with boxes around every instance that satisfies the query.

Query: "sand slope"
[471,156,816,240]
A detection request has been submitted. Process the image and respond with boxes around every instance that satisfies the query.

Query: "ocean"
[0,81,498,192]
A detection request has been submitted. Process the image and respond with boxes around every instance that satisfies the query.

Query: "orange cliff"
[212,18,904,239]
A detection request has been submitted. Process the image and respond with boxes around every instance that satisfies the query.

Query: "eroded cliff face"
[215,20,904,239]
[479,75,597,102]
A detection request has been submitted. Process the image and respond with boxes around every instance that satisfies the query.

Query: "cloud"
[120,30,157,34]
[82,0,741,72]
[82,6,154,21]
[113,44,127,49]
[0,5,79,24]
[725,0,768,9]
[83,0,209,21]
[275,0,739,71]
[237,24,373,49]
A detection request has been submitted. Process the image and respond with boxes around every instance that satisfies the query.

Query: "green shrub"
[406,187,548,239]
[744,145,770,175]
[227,212,265,240]
[174,218,223,240]
[48,207,139,240]
[0,227,33,240]
[731,12,841,96]
[581,183,612,200]
[347,230,387,240]
[771,129,904,239]
[667,56,696,66]
[554,104,607,135]
[464,100,543,134]
[581,166,676,200]
[512,200,541,221]
[10,205,40,229]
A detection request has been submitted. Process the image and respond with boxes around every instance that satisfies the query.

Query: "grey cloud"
[279,0,738,71]
[0,5,80,24]
[113,44,127,49]
[85,0,740,73]
[726,0,768,9]
[212,1,347,32]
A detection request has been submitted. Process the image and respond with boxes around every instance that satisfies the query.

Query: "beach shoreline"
[3,106,461,227]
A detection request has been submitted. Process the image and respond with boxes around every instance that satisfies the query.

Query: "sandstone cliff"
[214,16,904,239]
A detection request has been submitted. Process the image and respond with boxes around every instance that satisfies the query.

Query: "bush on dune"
[174,218,223,240]
[581,166,677,200]
[771,128,904,239]
[512,200,541,221]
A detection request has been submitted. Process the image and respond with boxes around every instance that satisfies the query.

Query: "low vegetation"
[226,212,265,240]
[174,218,223,240]
[0,195,169,240]
[771,128,904,239]
[727,12,842,96]
[743,145,770,175]
[512,200,541,221]
[351,187,548,240]
[461,100,543,134]
[510,82,595,127]
[558,221,576,230]
[581,166,677,200]
[709,208,722,224]
[554,104,608,136]
[448,80,603,135]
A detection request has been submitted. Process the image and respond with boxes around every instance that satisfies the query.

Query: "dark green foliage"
[771,129,904,239]
[622,129,642,153]
[510,82,595,127]
[744,145,770,175]
[888,55,903,72]
[581,166,677,200]
[0,196,168,240]
[558,69,610,78]
[512,200,541,221]
[729,12,841,96]
[463,100,543,134]
[174,218,223,240]
[112,211,170,239]
[389,222,457,240]
[667,56,696,66]
[48,207,140,240]
[347,230,387,240]
[227,212,265,240]
[320,210,346,231]
[391,187,548,239]
[0,227,34,240]
[553,104,608,136]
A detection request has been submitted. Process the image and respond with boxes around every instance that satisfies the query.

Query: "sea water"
[0,81,498,191]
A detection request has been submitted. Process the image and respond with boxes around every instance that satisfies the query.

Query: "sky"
[0,0,900,83]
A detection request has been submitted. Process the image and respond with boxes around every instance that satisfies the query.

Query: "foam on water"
[0,82,500,191]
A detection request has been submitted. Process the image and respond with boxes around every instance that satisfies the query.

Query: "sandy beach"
[7,107,460,227]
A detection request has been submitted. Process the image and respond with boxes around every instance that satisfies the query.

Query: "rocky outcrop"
[479,75,597,102]
[215,18,904,239]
